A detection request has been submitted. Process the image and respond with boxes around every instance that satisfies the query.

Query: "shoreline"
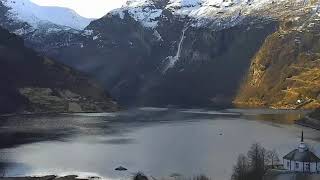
[295,116,320,131]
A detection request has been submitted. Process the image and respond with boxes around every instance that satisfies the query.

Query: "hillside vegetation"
[235,3,320,109]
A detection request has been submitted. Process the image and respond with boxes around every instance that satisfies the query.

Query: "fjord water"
[0,108,319,180]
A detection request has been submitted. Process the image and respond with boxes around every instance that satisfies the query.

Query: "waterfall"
[175,25,189,59]
[163,25,189,72]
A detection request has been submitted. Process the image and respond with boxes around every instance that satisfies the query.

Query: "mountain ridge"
[2,0,92,30]
[0,27,118,114]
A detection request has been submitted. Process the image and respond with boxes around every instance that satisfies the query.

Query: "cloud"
[31,0,127,18]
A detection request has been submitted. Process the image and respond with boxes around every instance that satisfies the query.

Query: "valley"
[0,1,320,179]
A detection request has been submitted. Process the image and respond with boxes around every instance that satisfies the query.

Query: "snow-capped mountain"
[89,0,320,108]
[46,0,320,107]
[2,0,92,30]
[0,0,90,54]
[0,0,319,108]
[110,0,319,29]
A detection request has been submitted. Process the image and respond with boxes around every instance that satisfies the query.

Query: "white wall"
[284,159,319,173]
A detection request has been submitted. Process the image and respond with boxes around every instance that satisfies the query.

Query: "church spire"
[298,130,308,152]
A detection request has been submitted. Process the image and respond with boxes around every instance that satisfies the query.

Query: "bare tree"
[232,143,278,180]
[266,149,280,168]
[247,143,267,179]
[231,154,250,180]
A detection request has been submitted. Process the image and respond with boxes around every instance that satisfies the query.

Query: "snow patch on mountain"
[128,8,162,28]
[316,7,320,15]
[166,0,274,18]
[109,0,295,29]
[126,0,155,7]
[13,27,31,36]
[2,0,92,30]
[111,0,163,28]
[153,30,163,41]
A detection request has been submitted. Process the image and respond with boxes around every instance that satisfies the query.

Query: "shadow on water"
[0,162,32,177]
[0,108,241,149]
[99,138,137,145]
[0,115,81,149]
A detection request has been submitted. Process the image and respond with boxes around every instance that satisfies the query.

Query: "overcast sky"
[31,0,127,18]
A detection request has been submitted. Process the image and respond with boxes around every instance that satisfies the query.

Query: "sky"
[31,0,127,18]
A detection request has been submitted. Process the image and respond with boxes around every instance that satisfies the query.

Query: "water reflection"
[0,108,318,180]
[245,113,306,124]
[0,162,31,177]
[0,109,241,149]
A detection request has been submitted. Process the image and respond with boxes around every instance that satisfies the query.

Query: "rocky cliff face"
[0,0,319,108]
[235,1,320,109]
[0,27,118,114]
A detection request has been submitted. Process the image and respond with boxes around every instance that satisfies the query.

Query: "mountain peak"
[2,0,92,30]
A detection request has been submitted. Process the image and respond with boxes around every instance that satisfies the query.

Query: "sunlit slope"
[235,3,320,109]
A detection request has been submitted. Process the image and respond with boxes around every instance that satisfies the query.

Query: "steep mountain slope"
[235,0,320,109]
[0,27,118,114]
[1,0,319,108]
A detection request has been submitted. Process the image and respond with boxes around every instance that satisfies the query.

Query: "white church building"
[283,131,320,173]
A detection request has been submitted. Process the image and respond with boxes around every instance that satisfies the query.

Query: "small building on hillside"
[283,131,320,173]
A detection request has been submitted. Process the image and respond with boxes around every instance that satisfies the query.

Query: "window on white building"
[306,163,310,171]
[296,162,299,169]
[287,161,290,168]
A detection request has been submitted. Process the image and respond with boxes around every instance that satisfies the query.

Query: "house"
[283,131,320,173]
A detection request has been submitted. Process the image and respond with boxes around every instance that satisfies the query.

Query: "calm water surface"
[0,108,319,180]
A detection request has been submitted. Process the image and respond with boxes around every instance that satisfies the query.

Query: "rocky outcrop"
[0,27,118,114]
